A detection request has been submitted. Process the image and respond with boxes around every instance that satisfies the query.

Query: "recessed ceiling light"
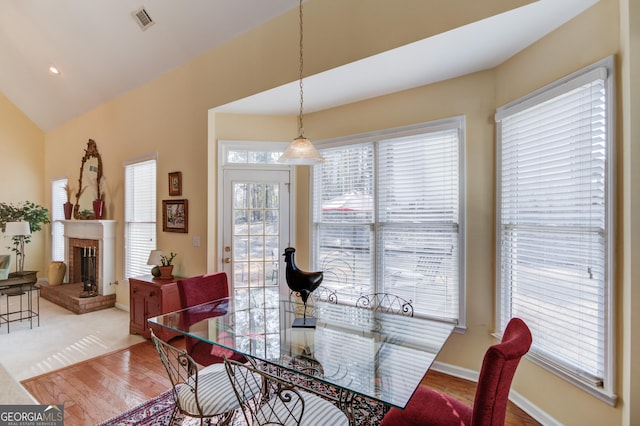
[49,66,60,75]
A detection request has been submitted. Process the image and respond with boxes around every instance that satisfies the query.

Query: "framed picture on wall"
[168,171,182,196]
[162,199,188,233]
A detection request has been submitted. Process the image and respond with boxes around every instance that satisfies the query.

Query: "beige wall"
[41,0,528,303]
[619,0,640,424]
[494,0,622,424]
[0,92,46,274]
[279,0,627,424]
[2,0,637,423]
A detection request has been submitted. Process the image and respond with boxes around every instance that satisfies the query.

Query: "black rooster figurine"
[283,247,323,327]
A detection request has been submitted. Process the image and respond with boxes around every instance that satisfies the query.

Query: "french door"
[222,169,291,305]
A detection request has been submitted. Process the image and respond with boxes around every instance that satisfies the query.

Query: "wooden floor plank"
[21,337,539,426]
[422,370,541,426]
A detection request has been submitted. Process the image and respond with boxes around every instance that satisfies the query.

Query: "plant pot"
[93,199,105,220]
[159,265,174,280]
[48,261,66,286]
[63,202,73,220]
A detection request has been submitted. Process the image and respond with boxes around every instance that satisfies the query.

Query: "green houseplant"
[0,201,51,272]
[159,251,177,279]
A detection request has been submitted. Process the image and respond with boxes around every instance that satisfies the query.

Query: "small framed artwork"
[168,171,182,196]
[162,199,188,233]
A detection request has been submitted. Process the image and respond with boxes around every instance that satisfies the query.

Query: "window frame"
[495,56,616,404]
[124,153,157,280]
[311,117,466,327]
[51,177,68,262]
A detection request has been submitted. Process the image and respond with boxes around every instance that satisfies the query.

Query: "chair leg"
[168,404,178,425]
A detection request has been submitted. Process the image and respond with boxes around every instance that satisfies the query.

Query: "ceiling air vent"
[132,7,155,31]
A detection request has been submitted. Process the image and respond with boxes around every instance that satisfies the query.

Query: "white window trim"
[495,56,616,405]
[217,140,296,272]
[123,152,158,280]
[311,117,467,328]
[50,176,69,262]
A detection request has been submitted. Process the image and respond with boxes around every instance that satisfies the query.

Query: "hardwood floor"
[421,370,540,426]
[22,336,539,426]
[21,339,176,425]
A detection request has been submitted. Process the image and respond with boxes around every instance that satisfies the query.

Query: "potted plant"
[159,251,177,279]
[0,201,51,272]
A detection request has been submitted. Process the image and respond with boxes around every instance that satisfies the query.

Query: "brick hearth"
[40,282,115,314]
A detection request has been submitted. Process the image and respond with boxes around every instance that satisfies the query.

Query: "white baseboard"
[431,361,562,426]
[114,302,129,312]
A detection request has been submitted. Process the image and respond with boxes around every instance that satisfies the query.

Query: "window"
[312,118,465,324]
[51,178,68,261]
[496,57,614,403]
[124,155,157,278]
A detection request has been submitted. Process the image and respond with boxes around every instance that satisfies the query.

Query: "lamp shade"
[5,221,31,236]
[278,136,325,165]
[147,250,163,265]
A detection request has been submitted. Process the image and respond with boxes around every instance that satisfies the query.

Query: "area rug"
[99,388,385,425]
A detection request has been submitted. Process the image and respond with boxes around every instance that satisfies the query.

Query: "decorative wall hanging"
[162,199,188,233]
[168,171,182,196]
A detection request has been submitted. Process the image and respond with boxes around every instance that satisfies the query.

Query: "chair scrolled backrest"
[356,293,414,317]
[472,317,532,426]
[150,331,241,425]
[151,331,202,414]
[225,358,306,425]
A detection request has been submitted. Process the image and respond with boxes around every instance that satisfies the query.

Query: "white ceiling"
[0,0,598,132]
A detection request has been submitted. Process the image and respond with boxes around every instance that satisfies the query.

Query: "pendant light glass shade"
[279,135,324,165]
[278,0,324,165]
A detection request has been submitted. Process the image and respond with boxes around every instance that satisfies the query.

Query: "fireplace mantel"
[63,220,116,295]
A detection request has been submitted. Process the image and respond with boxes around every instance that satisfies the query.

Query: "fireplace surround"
[63,220,116,296]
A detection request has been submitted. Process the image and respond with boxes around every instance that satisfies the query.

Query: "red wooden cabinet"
[129,275,183,342]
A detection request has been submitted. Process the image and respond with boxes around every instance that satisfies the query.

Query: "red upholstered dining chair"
[177,272,245,366]
[380,317,532,426]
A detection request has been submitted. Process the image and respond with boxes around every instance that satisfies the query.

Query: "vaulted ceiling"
[0,0,598,132]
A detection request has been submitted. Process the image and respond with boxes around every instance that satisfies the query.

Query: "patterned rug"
[98,389,385,425]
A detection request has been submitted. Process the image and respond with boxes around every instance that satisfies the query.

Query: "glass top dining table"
[149,295,454,411]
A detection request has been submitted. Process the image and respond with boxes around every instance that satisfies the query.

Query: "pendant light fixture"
[278,0,325,165]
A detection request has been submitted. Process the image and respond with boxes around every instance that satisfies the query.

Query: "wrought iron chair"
[355,292,414,317]
[224,357,349,426]
[380,317,532,426]
[150,330,241,425]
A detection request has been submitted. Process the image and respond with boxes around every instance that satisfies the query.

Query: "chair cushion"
[176,363,245,416]
[380,386,473,426]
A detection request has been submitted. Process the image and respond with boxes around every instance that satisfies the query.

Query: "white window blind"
[313,143,375,304]
[312,119,464,323]
[51,178,68,261]
[125,156,157,278]
[496,58,614,400]
[377,130,460,322]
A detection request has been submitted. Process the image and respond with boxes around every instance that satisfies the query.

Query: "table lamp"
[147,249,163,277]
[5,221,31,273]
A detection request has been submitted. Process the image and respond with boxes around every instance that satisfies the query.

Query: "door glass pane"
[233,181,280,304]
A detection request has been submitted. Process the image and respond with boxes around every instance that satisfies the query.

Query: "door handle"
[224,257,231,264]
[224,246,231,263]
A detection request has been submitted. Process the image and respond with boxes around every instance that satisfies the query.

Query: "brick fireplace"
[63,220,116,296]
[40,220,117,313]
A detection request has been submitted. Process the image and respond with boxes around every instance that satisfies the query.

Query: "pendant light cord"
[298,0,305,137]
